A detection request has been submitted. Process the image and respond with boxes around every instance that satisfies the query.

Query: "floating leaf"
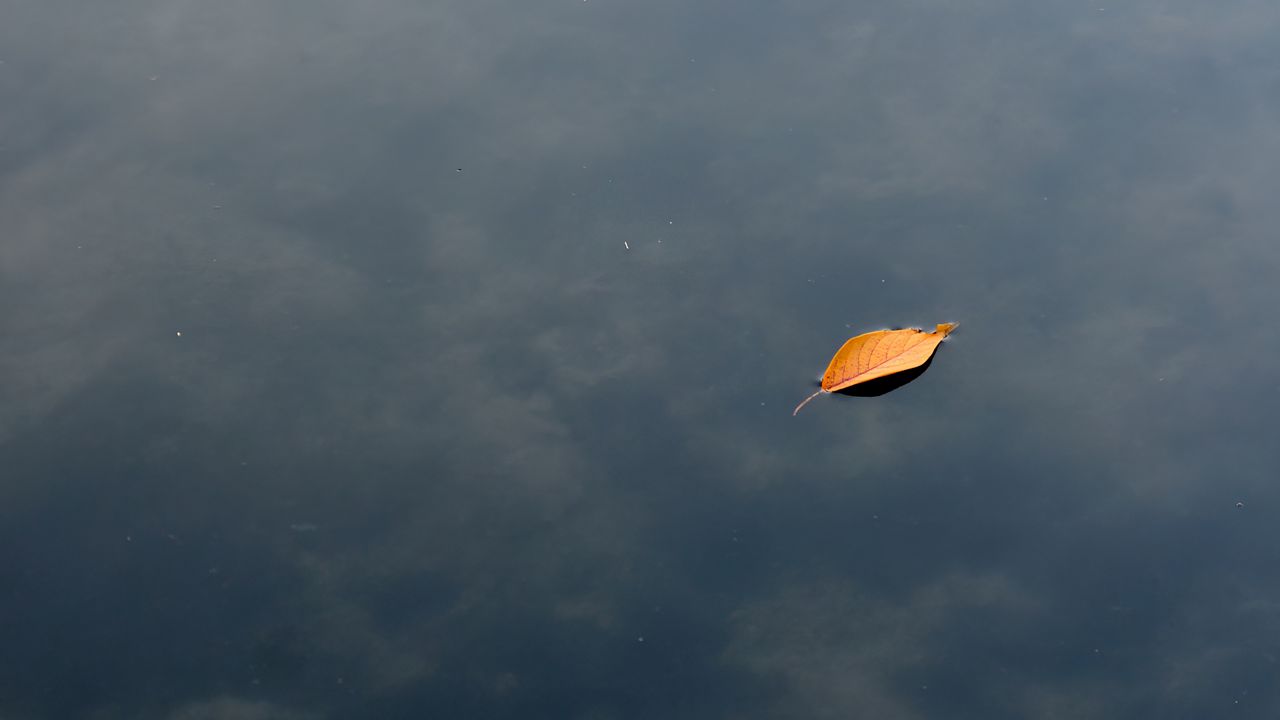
[792,322,958,415]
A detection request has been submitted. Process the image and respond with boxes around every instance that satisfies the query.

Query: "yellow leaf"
[792,322,958,415]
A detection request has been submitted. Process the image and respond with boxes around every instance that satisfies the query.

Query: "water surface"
[4,1,1280,718]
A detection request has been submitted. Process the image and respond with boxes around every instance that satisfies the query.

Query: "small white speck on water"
[175,331,182,337]
[637,636,645,642]
[623,241,630,250]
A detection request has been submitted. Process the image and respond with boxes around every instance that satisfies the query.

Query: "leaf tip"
[936,322,959,337]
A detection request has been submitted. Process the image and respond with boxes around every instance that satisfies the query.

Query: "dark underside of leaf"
[832,354,935,397]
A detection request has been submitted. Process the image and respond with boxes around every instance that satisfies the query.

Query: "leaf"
[792,322,958,415]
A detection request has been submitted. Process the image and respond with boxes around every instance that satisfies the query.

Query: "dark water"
[5,1,1280,718]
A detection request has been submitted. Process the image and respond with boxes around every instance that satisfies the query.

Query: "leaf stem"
[792,389,824,416]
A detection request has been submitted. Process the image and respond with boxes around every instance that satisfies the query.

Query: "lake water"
[5,1,1280,718]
